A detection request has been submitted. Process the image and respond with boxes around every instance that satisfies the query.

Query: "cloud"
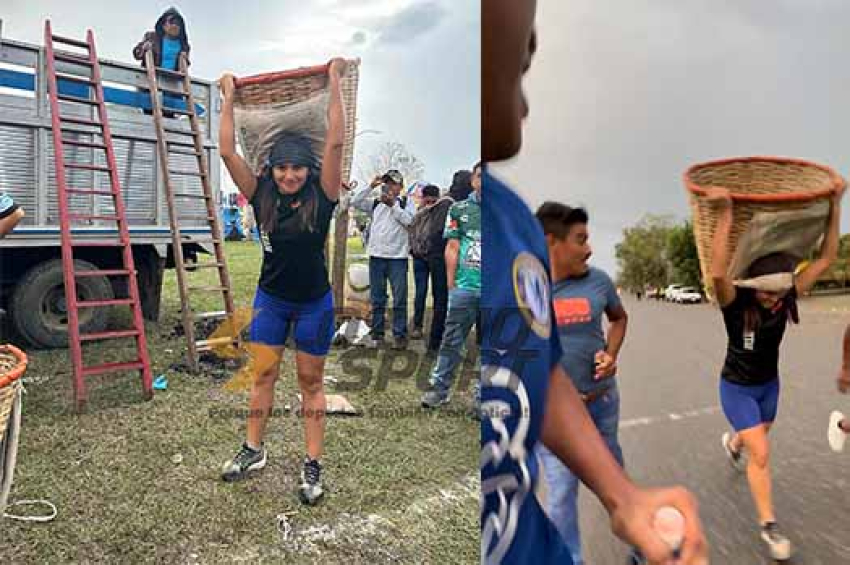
[3,0,477,192]
[498,0,850,274]
[373,1,447,44]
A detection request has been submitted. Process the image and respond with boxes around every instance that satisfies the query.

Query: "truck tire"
[10,259,113,349]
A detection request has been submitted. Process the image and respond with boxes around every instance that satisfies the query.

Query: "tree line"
[615,215,850,294]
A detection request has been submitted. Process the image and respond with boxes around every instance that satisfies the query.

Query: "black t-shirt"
[720,287,796,385]
[251,180,337,303]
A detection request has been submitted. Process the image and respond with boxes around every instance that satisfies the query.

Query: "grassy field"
[1,240,478,564]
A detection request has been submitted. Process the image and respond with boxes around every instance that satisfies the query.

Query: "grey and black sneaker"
[410,328,424,340]
[221,442,267,482]
[721,431,744,471]
[471,395,482,421]
[299,457,324,505]
[760,522,792,561]
[360,335,384,349]
[391,336,409,350]
[421,388,450,408]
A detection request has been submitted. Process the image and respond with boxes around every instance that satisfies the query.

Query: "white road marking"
[621,406,721,429]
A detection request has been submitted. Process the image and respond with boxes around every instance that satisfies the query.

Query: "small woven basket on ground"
[684,156,843,290]
[0,344,27,516]
[233,59,360,180]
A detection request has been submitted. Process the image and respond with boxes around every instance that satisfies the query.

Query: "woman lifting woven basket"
[684,156,845,560]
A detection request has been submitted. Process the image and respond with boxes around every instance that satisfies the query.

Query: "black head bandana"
[261,133,319,224]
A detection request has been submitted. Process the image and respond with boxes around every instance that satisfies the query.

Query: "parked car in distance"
[664,284,685,301]
[673,286,703,304]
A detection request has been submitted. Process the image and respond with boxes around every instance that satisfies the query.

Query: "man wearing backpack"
[421,163,482,409]
[351,170,416,349]
[409,184,455,352]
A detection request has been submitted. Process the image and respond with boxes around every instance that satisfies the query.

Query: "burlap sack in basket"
[233,60,360,178]
[684,157,843,293]
[234,92,330,174]
[727,201,830,281]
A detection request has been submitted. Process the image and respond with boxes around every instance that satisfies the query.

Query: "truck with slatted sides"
[0,30,222,348]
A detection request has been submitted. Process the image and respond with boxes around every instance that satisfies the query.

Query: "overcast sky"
[492,0,850,275]
[5,1,479,190]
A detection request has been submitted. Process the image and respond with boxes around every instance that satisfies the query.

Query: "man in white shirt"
[351,169,416,349]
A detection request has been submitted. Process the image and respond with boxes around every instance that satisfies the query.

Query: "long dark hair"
[255,172,320,235]
[741,252,800,333]
[255,132,321,235]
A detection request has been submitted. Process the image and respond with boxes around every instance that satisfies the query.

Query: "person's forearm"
[219,95,236,158]
[350,185,373,212]
[606,317,627,359]
[843,324,850,370]
[391,204,414,226]
[818,197,842,264]
[0,208,24,238]
[542,368,636,513]
[445,243,459,286]
[326,74,345,150]
[711,205,733,280]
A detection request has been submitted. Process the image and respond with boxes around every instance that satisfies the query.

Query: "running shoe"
[721,431,744,471]
[829,410,847,453]
[221,442,267,482]
[298,456,324,505]
[760,522,792,561]
[359,335,385,349]
[421,388,450,408]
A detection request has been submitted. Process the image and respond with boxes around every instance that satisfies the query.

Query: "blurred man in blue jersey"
[480,1,709,564]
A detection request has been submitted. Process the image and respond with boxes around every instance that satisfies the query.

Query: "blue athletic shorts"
[249,288,335,356]
[719,378,780,432]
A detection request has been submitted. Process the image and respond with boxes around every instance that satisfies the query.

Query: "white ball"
[653,506,685,550]
[348,263,370,292]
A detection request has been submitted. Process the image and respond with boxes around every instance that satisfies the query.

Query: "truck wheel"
[10,259,113,349]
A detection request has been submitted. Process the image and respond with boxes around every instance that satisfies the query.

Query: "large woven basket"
[233,59,360,181]
[684,156,843,290]
[0,345,26,516]
[0,345,26,443]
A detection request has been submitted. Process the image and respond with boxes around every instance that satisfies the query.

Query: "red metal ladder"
[142,51,237,372]
[43,21,153,409]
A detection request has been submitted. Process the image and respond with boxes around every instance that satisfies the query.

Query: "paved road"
[571,295,850,564]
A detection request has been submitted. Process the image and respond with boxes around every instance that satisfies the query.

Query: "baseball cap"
[382,169,404,185]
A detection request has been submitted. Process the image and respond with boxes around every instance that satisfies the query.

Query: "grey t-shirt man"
[552,266,622,394]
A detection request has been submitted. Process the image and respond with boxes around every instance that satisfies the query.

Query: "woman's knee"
[254,366,280,388]
[749,449,770,469]
[297,366,324,395]
[746,439,770,468]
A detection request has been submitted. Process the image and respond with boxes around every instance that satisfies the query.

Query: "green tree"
[615,215,675,292]
[666,221,702,290]
[804,232,850,288]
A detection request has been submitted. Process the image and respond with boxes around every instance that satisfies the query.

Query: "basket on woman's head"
[684,156,844,293]
[231,60,361,177]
